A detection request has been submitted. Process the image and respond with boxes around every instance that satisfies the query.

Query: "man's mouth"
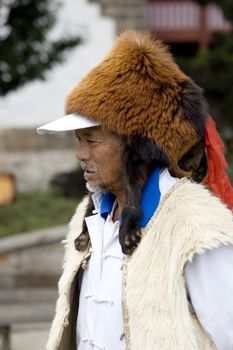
[83,169,95,179]
[80,162,97,180]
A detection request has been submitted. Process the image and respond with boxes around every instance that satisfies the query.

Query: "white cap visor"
[37,114,99,134]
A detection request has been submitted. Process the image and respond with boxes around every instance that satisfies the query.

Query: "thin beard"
[86,182,103,193]
[85,181,116,194]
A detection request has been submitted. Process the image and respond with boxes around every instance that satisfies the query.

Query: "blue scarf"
[100,167,161,228]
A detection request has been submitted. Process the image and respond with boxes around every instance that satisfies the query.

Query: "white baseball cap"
[37,113,99,134]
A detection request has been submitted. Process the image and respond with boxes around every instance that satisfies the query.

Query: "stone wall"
[0,129,78,192]
[0,227,66,333]
[0,226,66,289]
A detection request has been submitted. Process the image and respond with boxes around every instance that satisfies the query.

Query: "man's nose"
[75,142,90,161]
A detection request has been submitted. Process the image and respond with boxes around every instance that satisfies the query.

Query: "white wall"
[0,0,116,191]
[0,0,116,129]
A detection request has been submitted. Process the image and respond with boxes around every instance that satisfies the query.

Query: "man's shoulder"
[160,179,233,244]
[59,195,90,264]
[70,195,89,222]
[172,180,231,210]
[166,179,231,216]
[150,179,233,257]
[66,195,89,242]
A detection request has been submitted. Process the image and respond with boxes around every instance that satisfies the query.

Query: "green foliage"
[177,35,233,126]
[0,0,81,95]
[210,0,233,22]
[0,191,83,238]
[227,162,233,183]
[194,0,233,21]
[177,0,233,131]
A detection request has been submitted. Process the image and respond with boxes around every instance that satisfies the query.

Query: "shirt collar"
[99,167,161,228]
[140,166,161,227]
[100,192,116,219]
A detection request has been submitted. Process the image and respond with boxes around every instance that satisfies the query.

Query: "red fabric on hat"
[204,116,233,210]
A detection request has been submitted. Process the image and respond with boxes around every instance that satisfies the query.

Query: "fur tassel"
[204,116,233,210]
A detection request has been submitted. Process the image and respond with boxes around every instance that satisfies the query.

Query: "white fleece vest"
[46,179,233,350]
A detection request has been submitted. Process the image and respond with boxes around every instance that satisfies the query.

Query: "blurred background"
[0,0,232,349]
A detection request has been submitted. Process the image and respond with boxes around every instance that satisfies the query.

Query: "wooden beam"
[199,5,210,49]
[152,30,202,43]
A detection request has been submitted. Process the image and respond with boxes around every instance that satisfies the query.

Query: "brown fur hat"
[65,30,207,177]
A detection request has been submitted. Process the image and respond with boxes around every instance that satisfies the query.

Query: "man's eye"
[87,139,96,143]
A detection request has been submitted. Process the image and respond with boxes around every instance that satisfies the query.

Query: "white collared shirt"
[76,170,233,350]
[77,202,125,350]
[76,169,178,350]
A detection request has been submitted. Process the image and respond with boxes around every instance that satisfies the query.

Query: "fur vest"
[46,179,233,350]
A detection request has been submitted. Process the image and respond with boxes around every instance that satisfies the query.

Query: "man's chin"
[86,181,102,194]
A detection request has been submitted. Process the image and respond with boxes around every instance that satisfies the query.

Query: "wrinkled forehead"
[75,126,121,142]
[75,126,101,136]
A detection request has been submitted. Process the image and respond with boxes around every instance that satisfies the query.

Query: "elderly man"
[38,31,233,350]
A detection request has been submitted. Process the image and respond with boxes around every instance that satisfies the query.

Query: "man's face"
[75,127,123,193]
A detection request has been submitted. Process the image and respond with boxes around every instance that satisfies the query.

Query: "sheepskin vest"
[46,179,233,350]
